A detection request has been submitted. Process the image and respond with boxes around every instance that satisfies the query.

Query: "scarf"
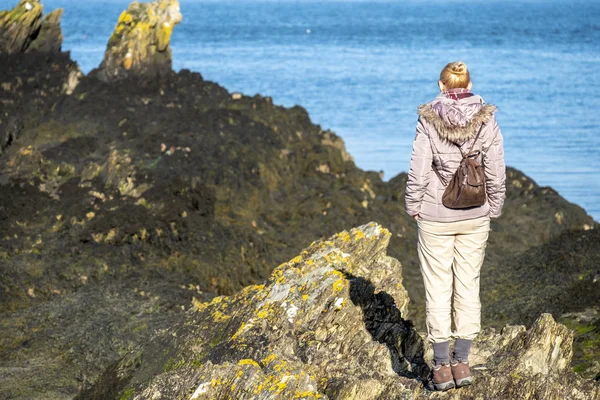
[444,88,473,100]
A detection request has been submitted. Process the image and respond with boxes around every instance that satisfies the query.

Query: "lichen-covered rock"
[80,223,599,400]
[0,0,63,54]
[0,0,43,53]
[80,223,424,399]
[93,0,182,81]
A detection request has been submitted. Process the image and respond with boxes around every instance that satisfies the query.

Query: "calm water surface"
[3,0,600,220]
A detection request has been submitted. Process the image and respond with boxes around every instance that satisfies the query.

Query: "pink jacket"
[405,94,506,222]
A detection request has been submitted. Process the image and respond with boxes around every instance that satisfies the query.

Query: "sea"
[2,0,600,220]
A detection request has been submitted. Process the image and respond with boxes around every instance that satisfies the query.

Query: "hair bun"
[440,61,471,89]
[450,62,467,75]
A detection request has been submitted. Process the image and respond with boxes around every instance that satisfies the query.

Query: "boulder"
[92,0,182,82]
[0,0,63,54]
[80,223,600,399]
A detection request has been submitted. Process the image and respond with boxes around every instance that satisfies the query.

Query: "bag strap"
[465,122,485,156]
[433,164,448,186]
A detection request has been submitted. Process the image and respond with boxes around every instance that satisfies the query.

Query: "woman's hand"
[413,214,420,221]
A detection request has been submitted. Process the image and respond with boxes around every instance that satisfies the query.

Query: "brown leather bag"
[437,124,487,209]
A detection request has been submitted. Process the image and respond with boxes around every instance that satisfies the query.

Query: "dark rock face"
[79,224,600,400]
[484,227,600,327]
[0,0,63,54]
[92,0,182,82]
[0,51,81,154]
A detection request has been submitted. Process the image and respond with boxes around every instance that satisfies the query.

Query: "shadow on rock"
[345,272,431,382]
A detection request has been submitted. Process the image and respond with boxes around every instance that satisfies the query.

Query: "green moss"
[7,6,26,21]
[509,371,524,380]
[574,325,595,335]
[562,316,600,378]
[163,357,185,373]
[119,387,135,400]
[573,363,590,374]
[132,323,148,333]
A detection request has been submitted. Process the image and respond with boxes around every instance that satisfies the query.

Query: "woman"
[405,61,506,391]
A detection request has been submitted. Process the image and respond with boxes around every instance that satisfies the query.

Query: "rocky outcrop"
[80,223,599,399]
[0,1,74,154]
[92,0,182,82]
[0,0,63,54]
[27,8,64,53]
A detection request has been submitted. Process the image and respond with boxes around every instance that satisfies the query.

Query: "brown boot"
[432,363,455,391]
[451,359,473,388]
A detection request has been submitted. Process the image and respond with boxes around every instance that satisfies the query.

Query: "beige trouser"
[417,216,490,343]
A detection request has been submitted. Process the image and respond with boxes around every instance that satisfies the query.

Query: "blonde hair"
[440,61,471,89]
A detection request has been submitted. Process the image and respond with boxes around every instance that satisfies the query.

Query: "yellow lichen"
[238,359,261,369]
[271,381,287,393]
[294,391,324,399]
[261,353,277,366]
[353,230,365,240]
[211,310,231,322]
[256,308,271,319]
[273,360,289,373]
[332,280,345,292]
[231,322,247,340]
[117,11,133,25]
[210,378,224,387]
[191,298,207,311]
[20,146,33,156]
[326,270,344,278]
[336,231,351,243]
[289,255,303,265]
[157,22,173,51]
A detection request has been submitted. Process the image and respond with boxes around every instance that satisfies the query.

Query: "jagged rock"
[79,223,424,399]
[0,0,43,53]
[92,0,182,82]
[80,223,600,399]
[26,8,63,53]
[0,0,63,54]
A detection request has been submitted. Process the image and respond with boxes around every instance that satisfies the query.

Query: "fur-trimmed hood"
[418,98,497,143]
